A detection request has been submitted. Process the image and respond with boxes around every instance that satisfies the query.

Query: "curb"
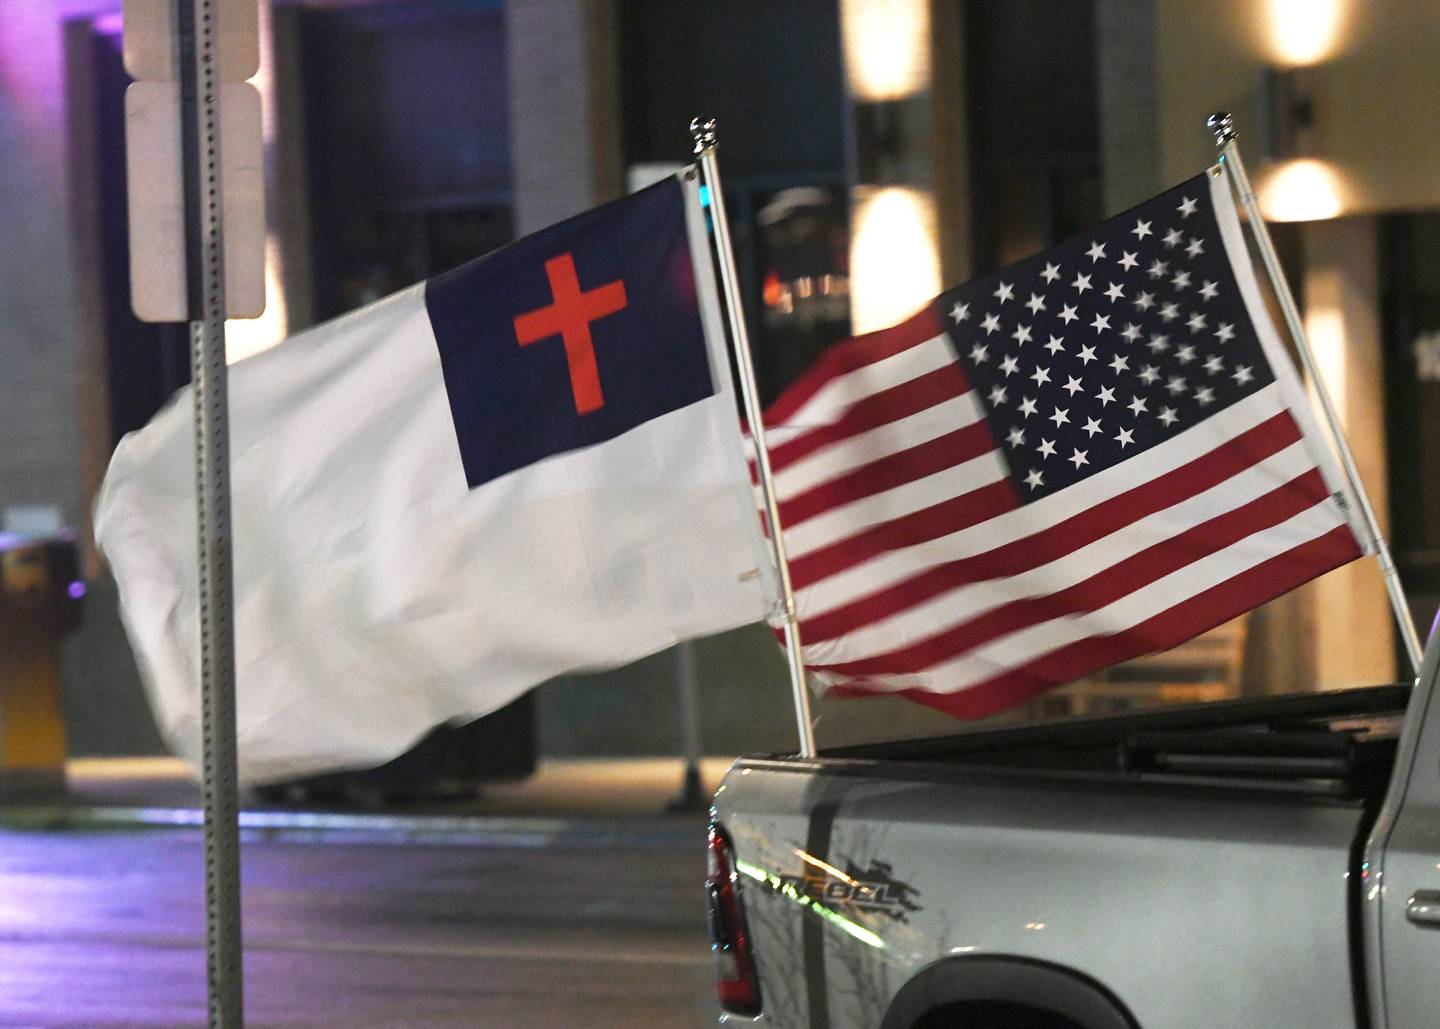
[0,804,706,849]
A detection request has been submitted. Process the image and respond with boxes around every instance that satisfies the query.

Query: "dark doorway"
[1381,212,1440,630]
[297,1,515,323]
[963,0,1102,274]
[617,0,852,404]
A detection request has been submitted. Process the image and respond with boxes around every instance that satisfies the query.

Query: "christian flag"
[763,167,1369,718]
[96,174,775,784]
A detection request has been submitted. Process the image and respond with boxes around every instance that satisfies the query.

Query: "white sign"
[122,0,259,82]
[125,82,266,322]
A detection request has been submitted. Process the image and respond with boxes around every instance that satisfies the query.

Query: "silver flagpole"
[667,640,707,811]
[689,116,817,758]
[1206,111,1423,676]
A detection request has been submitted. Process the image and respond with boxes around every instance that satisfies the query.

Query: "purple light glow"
[0,2,120,155]
[68,580,86,600]
[93,11,123,37]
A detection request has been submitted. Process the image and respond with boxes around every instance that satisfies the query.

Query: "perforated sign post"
[122,1,260,1025]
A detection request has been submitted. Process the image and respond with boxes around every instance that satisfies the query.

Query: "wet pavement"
[0,759,731,1027]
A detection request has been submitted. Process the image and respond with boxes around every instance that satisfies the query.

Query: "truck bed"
[820,683,1409,801]
[713,684,1412,1027]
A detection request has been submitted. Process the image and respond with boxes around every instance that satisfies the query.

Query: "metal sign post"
[177,0,244,1023]
[689,117,818,759]
[125,0,258,1018]
[1207,111,1424,677]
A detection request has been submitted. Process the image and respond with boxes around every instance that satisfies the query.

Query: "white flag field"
[96,175,776,784]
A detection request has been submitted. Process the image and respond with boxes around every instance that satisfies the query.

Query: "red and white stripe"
[759,308,1363,719]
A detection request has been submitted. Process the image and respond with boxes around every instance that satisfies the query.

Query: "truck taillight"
[706,822,762,1018]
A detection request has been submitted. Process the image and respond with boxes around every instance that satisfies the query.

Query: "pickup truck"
[706,642,1440,1027]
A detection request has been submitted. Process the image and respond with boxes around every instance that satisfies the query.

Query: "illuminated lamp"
[841,0,940,335]
[849,186,940,334]
[1263,0,1350,68]
[1255,59,1345,223]
[841,0,931,102]
[1259,65,1317,162]
[1258,159,1345,223]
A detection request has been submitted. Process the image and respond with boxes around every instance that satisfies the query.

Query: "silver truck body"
[712,643,1440,1027]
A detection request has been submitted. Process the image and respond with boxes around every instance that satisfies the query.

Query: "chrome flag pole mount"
[1206,111,1424,677]
[178,0,245,1023]
[689,116,817,758]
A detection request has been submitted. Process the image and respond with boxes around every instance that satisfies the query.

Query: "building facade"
[1,0,1435,760]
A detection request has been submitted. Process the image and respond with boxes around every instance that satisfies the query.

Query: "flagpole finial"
[1207,111,1236,148]
[690,116,718,156]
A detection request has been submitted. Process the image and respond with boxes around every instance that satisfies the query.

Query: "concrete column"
[63,15,113,579]
[1096,0,1161,215]
[930,0,972,286]
[505,0,621,235]
[1300,216,1398,686]
[269,4,315,332]
[841,0,943,333]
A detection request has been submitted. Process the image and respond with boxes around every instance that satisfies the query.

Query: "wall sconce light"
[1262,0,1350,67]
[852,97,930,186]
[1258,158,1345,223]
[1259,65,1317,160]
[849,186,940,334]
[841,0,939,332]
[841,0,931,103]
[1256,64,1347,222]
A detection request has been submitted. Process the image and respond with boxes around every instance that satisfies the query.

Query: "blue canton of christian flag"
[426,178,716,489]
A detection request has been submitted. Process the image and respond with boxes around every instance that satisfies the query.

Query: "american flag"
[762,169,1369,718]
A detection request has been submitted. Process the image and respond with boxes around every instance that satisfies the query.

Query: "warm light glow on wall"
[1259,159,1345,222]
[1263,0,1350,66]
[226,235,288,363]
[1304,304,1347,423]
[849,187,940,334]
[841,0,931,100]
[227,0,286,363]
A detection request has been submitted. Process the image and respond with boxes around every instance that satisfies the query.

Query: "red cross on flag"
[512,253,628,415]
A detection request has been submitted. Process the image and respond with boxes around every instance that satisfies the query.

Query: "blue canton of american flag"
[760,169,1368,719]
[953,176,1273,500]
